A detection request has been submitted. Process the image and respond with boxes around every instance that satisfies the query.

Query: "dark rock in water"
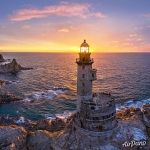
[21,66,33,70]
[0,94,21,104]
[0,116,16,126]
[7,59,22,73]
[0,58,33,74]
[0,54,5,62]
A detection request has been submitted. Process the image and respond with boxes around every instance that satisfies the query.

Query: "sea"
[0,52,150,121]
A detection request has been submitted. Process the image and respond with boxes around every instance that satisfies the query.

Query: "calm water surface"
[0,53,150,120]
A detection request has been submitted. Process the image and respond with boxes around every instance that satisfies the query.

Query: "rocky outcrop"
[0,54,5,62]
[0,93,21,104]
[142,104,150,136]
[26,130,55,150]
[0,125,27,150]
[0,109,149,150]
[53,112,149,150]
[0,54,33,73]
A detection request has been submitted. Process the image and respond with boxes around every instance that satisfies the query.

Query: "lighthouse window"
[91,106,95,110]
[82,82,85,87]
[103,116,108,119]
[82,90,85,94]
[82,74,85,78]
[93,117,99,120]
[92,73,94,78]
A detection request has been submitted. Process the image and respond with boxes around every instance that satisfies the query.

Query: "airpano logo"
[122,140,146,148]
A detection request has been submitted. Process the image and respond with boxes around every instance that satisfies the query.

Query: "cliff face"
[0,108,149,150]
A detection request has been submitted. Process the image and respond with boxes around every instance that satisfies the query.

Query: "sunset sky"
[0,0,150,52]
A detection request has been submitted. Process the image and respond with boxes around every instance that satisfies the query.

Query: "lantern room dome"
[80,40,89,47]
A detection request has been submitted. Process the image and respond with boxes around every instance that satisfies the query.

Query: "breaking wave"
[23,87,69,102]
[116,98,150,111]
[45,110,76,122]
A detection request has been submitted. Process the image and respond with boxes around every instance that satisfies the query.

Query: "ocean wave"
[116,98,150,111]
[23,87,69,102]
[45,110,76,122]
[0,80,19,85]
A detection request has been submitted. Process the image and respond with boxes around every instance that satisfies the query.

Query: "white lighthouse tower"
[76,40,97,111]
[76,40,117,132]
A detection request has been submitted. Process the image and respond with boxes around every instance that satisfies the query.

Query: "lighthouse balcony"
[85,115,116,123]
[76,58,94,65]
[89,106,116,114]
[81,100,115,108]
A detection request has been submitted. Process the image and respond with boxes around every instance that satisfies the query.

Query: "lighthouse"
[76,40,117,132]
[76,40,97,111]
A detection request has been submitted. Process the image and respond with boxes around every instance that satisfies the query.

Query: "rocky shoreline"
[0,106,150,150]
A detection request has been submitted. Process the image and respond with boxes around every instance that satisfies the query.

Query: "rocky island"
[0,54,33,74]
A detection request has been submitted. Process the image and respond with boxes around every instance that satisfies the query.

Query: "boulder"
[35,118,66,132]
[0,125,27,150]
[26,130,54,150]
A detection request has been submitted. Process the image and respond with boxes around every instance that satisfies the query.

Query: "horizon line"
[1,51,150,54]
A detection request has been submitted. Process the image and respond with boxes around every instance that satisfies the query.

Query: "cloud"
[143,13,150,18]
[129,33,138,38]
[21,25,31,29]
[58,28,69,33]
[10,3,106,21]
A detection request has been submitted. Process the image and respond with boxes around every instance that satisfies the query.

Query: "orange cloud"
[58,28,70,33]
[10,3,106,21]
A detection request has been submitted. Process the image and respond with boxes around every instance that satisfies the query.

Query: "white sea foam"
[55,110,75,120]
[116,98,150,111]
[16,116,25,124]
[0,61,11,65]
[24,87,68,102]
[46,110,76,121]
